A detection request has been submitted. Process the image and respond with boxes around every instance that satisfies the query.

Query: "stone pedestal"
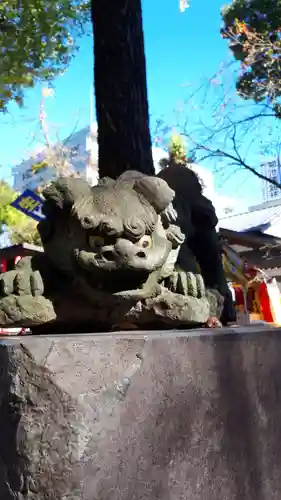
[1,326,281,499]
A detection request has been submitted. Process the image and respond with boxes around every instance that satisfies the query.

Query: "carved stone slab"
[0,325,280,499]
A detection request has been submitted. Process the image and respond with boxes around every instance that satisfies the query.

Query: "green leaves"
[169,134,188,166]
[221,0,281,112]
[0,181,41,245]
[0,0,90,111]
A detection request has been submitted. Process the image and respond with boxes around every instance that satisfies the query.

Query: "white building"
[13,129,163,192]
[12,126,99,192]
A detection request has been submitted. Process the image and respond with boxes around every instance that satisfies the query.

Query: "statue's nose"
[115,239,147,260]
[114,239,133,258]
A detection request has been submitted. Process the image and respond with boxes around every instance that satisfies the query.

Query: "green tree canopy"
[221,0,281,113]
[0,0,90,111]
[0,181,41,245]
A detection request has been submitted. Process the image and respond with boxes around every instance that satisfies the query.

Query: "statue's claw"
[166,271,205,298]
[0,268,44,298]
[0,264,53,327]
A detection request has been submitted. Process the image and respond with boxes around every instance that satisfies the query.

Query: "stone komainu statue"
[0,171,233,333]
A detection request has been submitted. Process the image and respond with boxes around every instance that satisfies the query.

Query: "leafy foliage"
[221,0,281,112]
[9,219,42,246]
[0,181,41,245]
[159,134,189,169]
[169,134,188,165]
[0,0,90,111]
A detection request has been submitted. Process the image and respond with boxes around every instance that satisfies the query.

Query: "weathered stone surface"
[1,326,281,499]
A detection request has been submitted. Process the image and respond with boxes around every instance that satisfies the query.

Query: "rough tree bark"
[91,0,155,179]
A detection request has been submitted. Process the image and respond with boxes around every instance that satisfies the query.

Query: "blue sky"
[0,0,265,206]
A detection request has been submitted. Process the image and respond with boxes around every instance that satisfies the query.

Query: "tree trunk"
[91,0,154,179]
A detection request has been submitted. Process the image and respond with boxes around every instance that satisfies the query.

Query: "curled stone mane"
[123,215,155,241]
[88,174,160,239]
[98,217,123,237]
[42,177,93,216]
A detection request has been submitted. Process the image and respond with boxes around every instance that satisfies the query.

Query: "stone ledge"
[0,326,281,499]
[0,322,279,343]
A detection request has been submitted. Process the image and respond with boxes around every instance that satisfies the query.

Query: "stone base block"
[0,326,281,499]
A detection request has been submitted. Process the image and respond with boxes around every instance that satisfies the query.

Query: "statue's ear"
[133,176,175,213]
[42,177,93,216]
[98,176,115,187]
[118,170,144,183]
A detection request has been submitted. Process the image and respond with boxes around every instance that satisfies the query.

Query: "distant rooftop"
[219,202,281,233]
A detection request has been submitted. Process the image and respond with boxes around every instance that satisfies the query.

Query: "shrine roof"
[219,204,281,233]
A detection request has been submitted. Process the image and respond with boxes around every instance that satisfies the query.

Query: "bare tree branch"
[151,61,281,193]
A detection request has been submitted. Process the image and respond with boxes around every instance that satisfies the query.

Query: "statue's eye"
[138,235,152,249]
[88,235,104,249]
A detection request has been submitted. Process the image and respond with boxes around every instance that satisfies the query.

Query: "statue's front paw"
[0,269,44,298]
[167,271,205,298]
[0,295,56,327]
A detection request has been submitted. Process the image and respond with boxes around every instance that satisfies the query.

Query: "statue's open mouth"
[73,249,151,294]
[83,266,150,294]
